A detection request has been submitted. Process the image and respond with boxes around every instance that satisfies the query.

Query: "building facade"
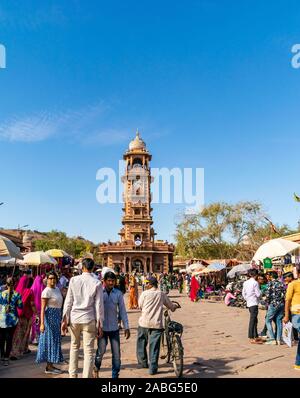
[0,229,47,252]
[99,131,174,273]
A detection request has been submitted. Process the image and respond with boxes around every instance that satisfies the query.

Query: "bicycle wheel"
[160,330,168,359]
[166,333,171,363]
[160,331,171,363]
[172,334,184,377]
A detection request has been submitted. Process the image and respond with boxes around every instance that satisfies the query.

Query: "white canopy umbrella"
[252,238,300,262]
[186,262,205,273]
[227,263,252,279]
[0,235,23,260]
[102,267,115,277]
[0,257,20,267]
[21,251,57,266]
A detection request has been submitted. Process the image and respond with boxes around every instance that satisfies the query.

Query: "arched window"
[133,158,143,166]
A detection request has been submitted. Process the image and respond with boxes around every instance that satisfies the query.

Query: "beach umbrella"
[0,235,23,260]
[74,262,82,270]
[179,269,187,273]
[21,251,57,266]
[199,268,213,275]
[207,263,226,272]
[46,249,69,258]
[227,263,252,279]
[186,263,205,273]
[252,238,300,262]
[192,270,203,276]
[0,257,21,267]
[102,267,115,277]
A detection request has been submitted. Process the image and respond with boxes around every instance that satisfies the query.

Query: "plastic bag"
[282,322,293,348]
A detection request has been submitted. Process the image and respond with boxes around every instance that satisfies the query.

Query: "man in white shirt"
[61,258,104,378]
[242,269,262,344]
[137,276,179,375]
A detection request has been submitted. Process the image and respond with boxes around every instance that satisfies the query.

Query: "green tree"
[175,201,297,261]
[33,230,99,259]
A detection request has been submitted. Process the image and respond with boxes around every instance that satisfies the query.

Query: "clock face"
[135,235,142,246]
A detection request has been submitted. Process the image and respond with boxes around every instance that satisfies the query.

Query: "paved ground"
[0,290,299,378]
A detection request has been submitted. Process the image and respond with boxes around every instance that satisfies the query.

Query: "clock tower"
[99,130,174,274]
[120,130,155,245]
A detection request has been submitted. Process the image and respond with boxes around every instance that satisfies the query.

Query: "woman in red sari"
[190,274,200,302]
[10,276,36,359]
[30,275,45,344]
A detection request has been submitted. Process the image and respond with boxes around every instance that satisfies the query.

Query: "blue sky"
[1,0,300,243]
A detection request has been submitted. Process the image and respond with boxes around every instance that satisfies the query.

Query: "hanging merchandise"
[284,265,294,274]
[263,257,273,269]
[284,254,292,265]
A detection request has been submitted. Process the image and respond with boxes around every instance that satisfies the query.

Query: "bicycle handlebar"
[172,301,181,308]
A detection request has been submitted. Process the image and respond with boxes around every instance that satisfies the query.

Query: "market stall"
[46,249,73,271]
[197,266,226,299]
[227,263,252,279]
[0,235,24,277]
[20,251,58,276]
[252,238,300,274]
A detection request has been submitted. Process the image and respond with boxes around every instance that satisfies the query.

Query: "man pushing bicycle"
[136,276,180,375]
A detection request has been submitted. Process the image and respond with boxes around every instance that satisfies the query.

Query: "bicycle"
[160,301,184,377]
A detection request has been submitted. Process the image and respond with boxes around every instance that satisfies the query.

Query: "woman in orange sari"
[128,272,139,309]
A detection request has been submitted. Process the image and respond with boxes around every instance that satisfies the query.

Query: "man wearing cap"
[136,276,179,375]
[114,266,126,295]
[283,272,294,286]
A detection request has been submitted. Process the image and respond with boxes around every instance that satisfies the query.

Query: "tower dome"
[129,130,146,151]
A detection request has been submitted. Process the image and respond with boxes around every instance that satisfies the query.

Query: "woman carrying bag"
[0,277,23,366]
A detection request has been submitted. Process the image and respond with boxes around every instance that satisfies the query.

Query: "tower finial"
[136,128,140,138]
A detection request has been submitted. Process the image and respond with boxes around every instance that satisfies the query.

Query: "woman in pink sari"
[30,276,45,344]
[190,274,200,302]
[10,276,36,359]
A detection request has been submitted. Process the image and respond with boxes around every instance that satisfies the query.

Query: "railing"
[99,241,174,252]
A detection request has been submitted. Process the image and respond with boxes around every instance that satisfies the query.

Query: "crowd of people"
[0,261,180,377]
[126,271,184,309]
[181,272,225,302]
[2,260,300,376]
[235,267,300,370]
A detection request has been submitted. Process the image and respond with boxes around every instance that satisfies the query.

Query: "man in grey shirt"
[137,276,179,375]
[94,271,130,378]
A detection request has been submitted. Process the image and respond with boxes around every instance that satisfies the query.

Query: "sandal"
[93,367,99,378]
[250,339,263,344]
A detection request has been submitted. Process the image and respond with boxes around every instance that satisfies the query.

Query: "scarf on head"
[30,275,45,313]
[16,276,32,317]
[16,275,29,296]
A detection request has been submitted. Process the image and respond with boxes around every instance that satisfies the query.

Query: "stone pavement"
[0,290,299,378]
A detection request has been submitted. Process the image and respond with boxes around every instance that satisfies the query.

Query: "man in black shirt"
[114,266,126,295]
